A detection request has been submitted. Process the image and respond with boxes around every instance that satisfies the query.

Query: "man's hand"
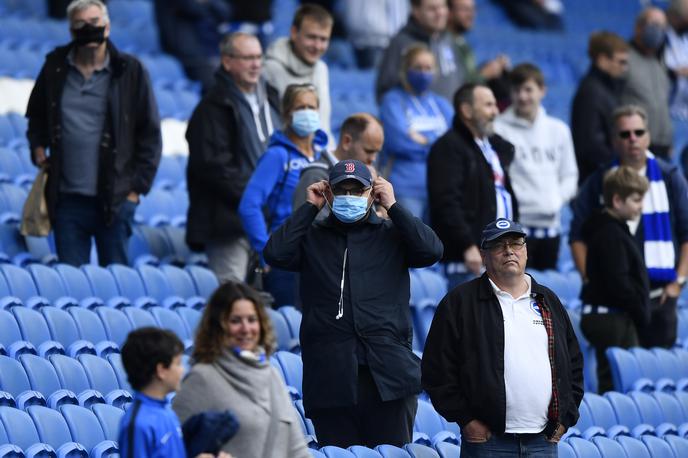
[33,146,47,167]
[462,419,491,443]
[479,54,509,80]
[126,191,139,203]
[546,424,566,443]
[661,281,681,304]
[464,245,482,275]
[306,180,330,210]
[372,176,396,210]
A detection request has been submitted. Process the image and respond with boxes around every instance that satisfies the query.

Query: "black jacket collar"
[51,39,127,78]
[477,272,547,301]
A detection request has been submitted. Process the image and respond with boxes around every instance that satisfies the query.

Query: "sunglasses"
[618,129,646,139]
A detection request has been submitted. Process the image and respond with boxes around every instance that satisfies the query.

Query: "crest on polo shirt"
[345,162,355,173]
[531,301,542,316]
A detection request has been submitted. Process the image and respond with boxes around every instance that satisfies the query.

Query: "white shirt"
[490,277,552,433]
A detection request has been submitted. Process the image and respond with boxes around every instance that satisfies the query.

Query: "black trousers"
[581,312,639,393]
[309,366,418,448]
[525,236,560,271]
[639,296,678,349]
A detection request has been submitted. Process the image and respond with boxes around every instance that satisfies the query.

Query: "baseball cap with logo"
[480,218,527,248]
[328,159,372,188]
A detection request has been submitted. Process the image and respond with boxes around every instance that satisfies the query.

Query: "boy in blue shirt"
[118,327,189,458]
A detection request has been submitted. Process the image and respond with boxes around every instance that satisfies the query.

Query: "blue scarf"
[613,152,676,283]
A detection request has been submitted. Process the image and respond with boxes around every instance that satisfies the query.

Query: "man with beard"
[26,0,161,267]
[427,83,517,289]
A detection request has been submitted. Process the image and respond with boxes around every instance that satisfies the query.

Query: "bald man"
[622,7,673,158]
[292,113,384,211]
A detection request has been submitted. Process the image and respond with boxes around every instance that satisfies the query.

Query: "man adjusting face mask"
[325,160,374,223]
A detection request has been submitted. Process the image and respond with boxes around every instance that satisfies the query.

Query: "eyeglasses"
[484,240,526,253]
[229,54,263,62]
[618,129,646,139]
[332,187,370,197]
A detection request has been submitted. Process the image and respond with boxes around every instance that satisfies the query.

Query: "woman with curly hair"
[173,282,310,458]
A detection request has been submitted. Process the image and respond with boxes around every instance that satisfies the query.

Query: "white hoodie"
[263,37,332,143]
[494,106,578,229]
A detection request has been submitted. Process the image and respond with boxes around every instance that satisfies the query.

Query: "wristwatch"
[677,276,687,288]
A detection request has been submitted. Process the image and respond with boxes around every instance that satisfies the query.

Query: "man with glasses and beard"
[570,104,688,349]
[264,159,442,449]
[26,0,161,267]
[422,218,583,457]
[427,83,517,289]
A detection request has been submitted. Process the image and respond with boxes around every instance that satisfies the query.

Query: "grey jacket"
[292,150,338,212]
[376,18,463,102]
[173,350,310,458]
[621,44,673,148]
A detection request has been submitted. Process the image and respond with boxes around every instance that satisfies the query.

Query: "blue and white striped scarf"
[613,152,676,283]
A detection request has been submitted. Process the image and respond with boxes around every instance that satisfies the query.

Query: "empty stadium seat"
[12,307,64,357]
[81,265,130,308]
[414,400,459,446]
[0,355,30,398]
[95,307,132,348]
[606,347,654,393]
[405,443,440,458]
[122,306,157,330]
[604,391,654,437]
[267,308,299,352]
[665,435,688,457]
[348,445,382,457]
[91,403,124,442]
[375,445,412,458]
[26,264,77,308]
[616,435,652,458]
[67,307,116,353]
[54,264,103,309]
[631,347,676,392]
[159,265,205,309]
[150,306,191,341]
[0,309,32,357]
[583,393,629,438]
[106,353,131,392]
[273,351,303,397]
[591,436,627,458]
[77,354,131,407]
[18,354,61,398]
[26,405,73,452]
[322,446,357,457]
[60,404,106,452]
[641,435,676,457]
[0,264,48,308]
[0,406,45,452]
[176,307,201,337]
[108,264,157,308]
[567,437,602,458]
[279,305,302,340]
[41,307,95,357]
[49,354,91,398]
[137,264,185,308]
[629,391,678,436]
[185,265,218,299]
[434,442,460,458]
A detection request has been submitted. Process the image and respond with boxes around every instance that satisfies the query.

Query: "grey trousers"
[205,237,251,284]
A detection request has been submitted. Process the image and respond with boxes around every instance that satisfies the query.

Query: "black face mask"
[71,23,106,47]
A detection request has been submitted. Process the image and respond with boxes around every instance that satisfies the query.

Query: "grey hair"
[67,0,109,24]
[219,32,258,56]
[612,104,648,129]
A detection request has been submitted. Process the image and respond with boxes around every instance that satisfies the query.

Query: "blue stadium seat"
[159,265,205,309]
[60,404,106,453]
[616,435,651,458]
[650,392,686,429]
[150,306,191,341]
[77,354,131,408]
[279,305,302,340]
[24,234,58,266]
[591,436,626,458]
[0,184,27,220]
[0,406,44,452]
[176,307,201,337]
[0,355,31,398]
[631,347,675,391]
[0,223,27,262]
[604,392,653,437]
[161,225,197,264]
[653,348,688,390]
[108,264,157,308]
[26,264,77,308]
[185,265,219,299]
[557,441,576,458]
[267,308,299,352]
[404,443,440,458]
[91,403,124,442]
[106,353,131,392]
[434,442,460,458]
[95,307,132,348]
[583,393,629,438]
[81,265,130,308]
[122,306,157,330]
[153,155,185,190]
[273,351,303,396]
[0,149,24,184]
[321,446,357,457]
[310,450,327,458]
[375,445,412,458]
[137,264,184,308]
[348,445,382,457]
[606,347,654,392]
[414,400,459,446]
[49,355,91,397]
[136,189,177,226]
[12,307,64,357]
[54,264,103,309]
[67,307,113,349]
[567,437,602,458]
[641,435,676,457]
[0,309,31,357]
[26,405,73,452]
[0,264,49,308]
[629,391,677,436]
[674,391,688,418]
[665,435,688,458]
[18,354,61,398]
[41,307,91,356]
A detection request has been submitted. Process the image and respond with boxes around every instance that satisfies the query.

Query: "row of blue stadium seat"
[0,403,121,458]
[608,347,688,393]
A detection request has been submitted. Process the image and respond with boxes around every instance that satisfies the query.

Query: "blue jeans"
[461,432,558,457]
[54,193,136,267]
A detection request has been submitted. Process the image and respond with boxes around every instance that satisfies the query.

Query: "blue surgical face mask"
[291,109,320,137]
[332,195,370,223]
[406,70,434,94]
[641,24,666,50]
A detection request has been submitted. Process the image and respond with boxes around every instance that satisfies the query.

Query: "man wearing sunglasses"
[570,104,688,349]
[422,218,583,457]
[264,159,443,448]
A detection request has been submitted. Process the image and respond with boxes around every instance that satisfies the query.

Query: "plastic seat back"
[160,264,197,298]
[106,353,131,392]
[60,404,106,452]
[41,307,80,348]
[49,354,91,395]
[404,443,440,458]
[137,265,174,303]
[19,354,61,397]
[591,436,626,458]
[0,405,41,450]
[81,265,121,300]
[267,308,295,352]
[92,404,124,441]
[629,392,664,425]
[0,355,31,398]
[605,391,644,428]
[606,347,645,392]
[0,309,23,348]
[641,436,675,458]
[584,393,619,429]
[26,405,73,451]
[651,392,685,425]
[630,348,662,381]
[68,307,109,343]
[414,400,446,438]
[185,265,218,298]
[0,264,40,303]
[150,306,190,339]
[12,306,52,348]
[95,307,132,347]
[176,307,201,337]
[78,354,120,394]
[567,437,602,458]
[274,351,303,395]
[108,264,148,301]
[665,435,688,458]
[26,264,68,303]
[54,263,95,300]
[122,307,157,330]
[616,435,652,458]
[374,445,412,458]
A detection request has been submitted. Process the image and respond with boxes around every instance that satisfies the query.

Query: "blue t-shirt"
[118,392,186,458]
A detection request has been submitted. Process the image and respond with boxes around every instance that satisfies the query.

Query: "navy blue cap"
[480,218,527,248]
[329,159,372,188]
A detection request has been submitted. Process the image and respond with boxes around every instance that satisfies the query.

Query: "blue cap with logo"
[480,218,527,248]
[329,159,372,188]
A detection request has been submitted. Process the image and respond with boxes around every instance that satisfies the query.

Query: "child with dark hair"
[118,327,187,458]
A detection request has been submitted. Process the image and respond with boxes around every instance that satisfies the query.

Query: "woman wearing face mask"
[173,282,311,458]
[379,44,454,221]
[239,84,327,307]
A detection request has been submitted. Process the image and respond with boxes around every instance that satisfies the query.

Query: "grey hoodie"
[263,37,332,142]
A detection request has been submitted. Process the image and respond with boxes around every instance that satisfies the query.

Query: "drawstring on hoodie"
[252,98,274,143]
[336,248,348,320]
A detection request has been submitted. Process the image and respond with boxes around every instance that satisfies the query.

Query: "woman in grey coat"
[173,282,310,458]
